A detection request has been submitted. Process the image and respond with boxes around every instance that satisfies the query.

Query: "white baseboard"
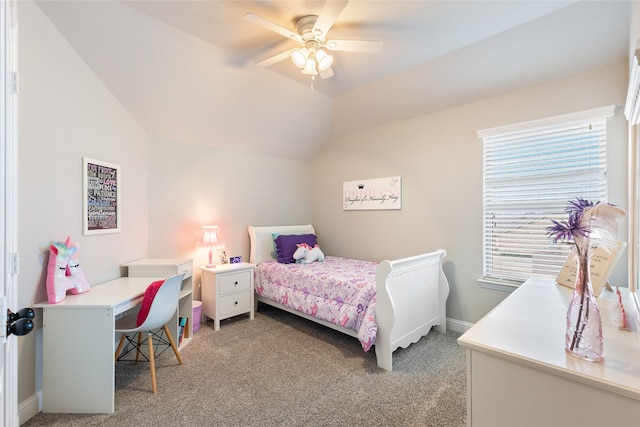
[19,391,41,425]
[447,317,473,334]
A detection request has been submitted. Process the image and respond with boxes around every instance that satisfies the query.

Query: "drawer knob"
[234,301,238,305]
[234,281,238,286]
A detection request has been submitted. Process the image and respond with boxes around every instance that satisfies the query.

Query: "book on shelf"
[555,240,626,297]
[178,316,187,344]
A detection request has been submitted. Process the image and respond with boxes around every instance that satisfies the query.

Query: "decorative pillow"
[136,279,165,327]
[274,233,318,264]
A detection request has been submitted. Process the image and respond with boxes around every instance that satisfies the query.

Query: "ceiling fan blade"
[244,13,302,43]
[258,49,296,67]
[325,39,383,53]
[319,67,334,80]
[313,0,348,36]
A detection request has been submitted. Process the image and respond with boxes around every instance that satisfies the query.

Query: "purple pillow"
[274,234,318,264]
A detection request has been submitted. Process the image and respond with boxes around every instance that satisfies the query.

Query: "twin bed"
[248,224,449,371]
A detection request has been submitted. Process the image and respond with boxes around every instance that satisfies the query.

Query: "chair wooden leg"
[135,332,143,364]
[163,324,183,365]
[148,332,157,393]
[115,334,126,362]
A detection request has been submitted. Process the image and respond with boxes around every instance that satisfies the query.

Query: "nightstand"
[200,262,255,330]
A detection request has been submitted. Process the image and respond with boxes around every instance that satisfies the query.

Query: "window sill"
[477,279,520,293]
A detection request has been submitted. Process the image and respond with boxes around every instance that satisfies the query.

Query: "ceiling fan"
[244,0,382,81]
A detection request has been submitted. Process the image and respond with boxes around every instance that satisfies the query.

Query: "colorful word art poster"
[83,158,121,235]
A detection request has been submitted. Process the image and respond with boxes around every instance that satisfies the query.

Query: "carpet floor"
[23,304,466,426]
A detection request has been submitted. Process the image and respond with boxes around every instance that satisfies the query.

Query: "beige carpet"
[23,304,466,426]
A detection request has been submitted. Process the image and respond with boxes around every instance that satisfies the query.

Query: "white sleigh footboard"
[374,249,449,371]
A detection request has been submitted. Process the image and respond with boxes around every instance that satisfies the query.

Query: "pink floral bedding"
[254,256,378,351]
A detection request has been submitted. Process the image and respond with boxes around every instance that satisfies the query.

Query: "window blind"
[479,107,612,285]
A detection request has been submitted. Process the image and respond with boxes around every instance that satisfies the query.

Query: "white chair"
[114,272,185,393]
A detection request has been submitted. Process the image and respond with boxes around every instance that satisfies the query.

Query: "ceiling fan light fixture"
[246,3,381,82]
[301,58,318,75]
[291,48,308,69]
[315,49,333,71]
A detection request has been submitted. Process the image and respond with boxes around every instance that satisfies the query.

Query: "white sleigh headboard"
[248,224,315,265]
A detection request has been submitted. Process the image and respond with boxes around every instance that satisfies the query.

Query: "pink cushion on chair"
[136,280,165,327]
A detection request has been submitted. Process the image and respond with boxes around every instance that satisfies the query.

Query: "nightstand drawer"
[219,271,251,294]
[219,291,251,315]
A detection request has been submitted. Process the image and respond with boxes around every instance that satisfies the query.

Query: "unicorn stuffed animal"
[46,236,91,304]
[293,243,325,264]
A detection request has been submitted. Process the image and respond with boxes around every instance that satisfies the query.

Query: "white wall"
[145,137,312,299]
[631,2,640,61]
[17,1,315,420]
[312,60,629,325]
[34,0,334,162]
[17,0,148,416]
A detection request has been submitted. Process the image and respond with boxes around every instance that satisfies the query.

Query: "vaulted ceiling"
[34,1,630,161]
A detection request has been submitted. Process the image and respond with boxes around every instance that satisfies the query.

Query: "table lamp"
[201,225,224,267]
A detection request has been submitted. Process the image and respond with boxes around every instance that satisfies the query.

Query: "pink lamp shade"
[201,225,224,267]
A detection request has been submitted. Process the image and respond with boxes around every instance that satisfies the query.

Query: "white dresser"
[200,262,255,330]
[458,278,640,427]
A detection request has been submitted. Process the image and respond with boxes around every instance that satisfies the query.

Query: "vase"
[565,251,603,361]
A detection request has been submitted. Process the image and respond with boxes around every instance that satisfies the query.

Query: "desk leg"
[41,307,115,413]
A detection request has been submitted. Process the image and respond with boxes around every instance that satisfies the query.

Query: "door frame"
[2,0,19,425]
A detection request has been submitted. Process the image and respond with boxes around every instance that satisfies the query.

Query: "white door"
[1,1,19,426]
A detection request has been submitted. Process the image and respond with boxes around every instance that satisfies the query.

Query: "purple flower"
[547,198,622,255]
[547,215,589,244]
[565,197,599,215]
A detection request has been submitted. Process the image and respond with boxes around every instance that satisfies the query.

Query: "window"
[625,51,639,293]
[478,106,614,288]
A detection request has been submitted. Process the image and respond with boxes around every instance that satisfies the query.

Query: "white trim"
[2,0,19,425]
[477,105,616,139]
[625,50,640,126]
[629,124,638,293]
[446,317,474,334]
[626,48,640,293]
[477,278,518,293]
[18,391,40,424]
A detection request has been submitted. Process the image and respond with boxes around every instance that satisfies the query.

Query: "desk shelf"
[122,258,194,349]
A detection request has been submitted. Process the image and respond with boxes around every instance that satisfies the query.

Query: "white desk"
[458,278,640,427]
[34,277,164,413]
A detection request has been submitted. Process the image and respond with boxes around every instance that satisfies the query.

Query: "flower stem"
[569,252,589,351]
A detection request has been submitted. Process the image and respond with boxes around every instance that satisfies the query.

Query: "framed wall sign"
[83,157,121,235]
[343,176,402,210]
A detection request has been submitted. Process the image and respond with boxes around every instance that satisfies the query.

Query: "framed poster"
[556,240,626,296]
[343,176,402,210]
[83,157,121,235]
